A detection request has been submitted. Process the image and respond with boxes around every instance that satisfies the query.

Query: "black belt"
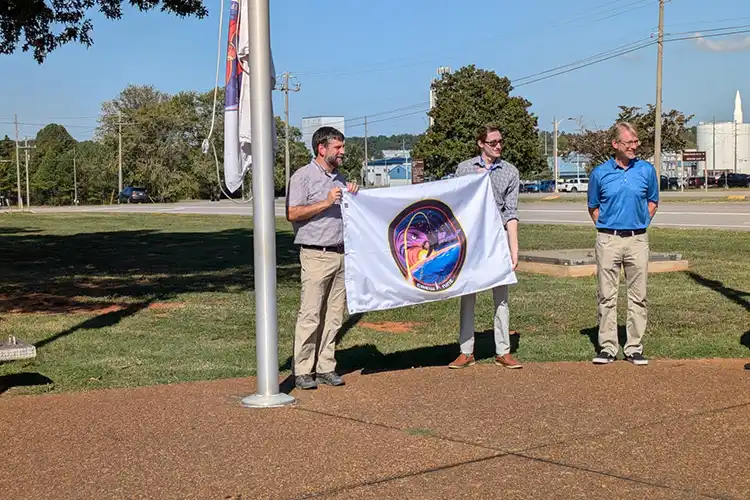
[300,244,345,253]
[597,228,646,237]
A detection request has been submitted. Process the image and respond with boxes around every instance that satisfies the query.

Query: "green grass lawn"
[1,213,748,395]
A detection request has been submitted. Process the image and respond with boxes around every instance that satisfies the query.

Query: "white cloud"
[694,32,750,52]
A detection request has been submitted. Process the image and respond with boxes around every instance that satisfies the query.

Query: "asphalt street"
[26,197,750,230]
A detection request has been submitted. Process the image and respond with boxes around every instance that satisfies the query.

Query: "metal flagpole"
[241,0,295,408]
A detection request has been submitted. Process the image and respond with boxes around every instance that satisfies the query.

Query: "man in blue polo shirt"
[587,121,659,366]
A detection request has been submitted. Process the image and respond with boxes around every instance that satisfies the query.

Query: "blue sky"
[0,0,749,142]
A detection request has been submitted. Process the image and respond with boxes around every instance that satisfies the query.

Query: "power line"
[516,28,750,87]
[513,37,654,84]
[346,108,430,130]
[341,25,750,131]
[293,0,655,78]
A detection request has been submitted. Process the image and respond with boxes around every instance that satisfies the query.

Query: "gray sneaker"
[294,374,317,390]
[317,372,345,386]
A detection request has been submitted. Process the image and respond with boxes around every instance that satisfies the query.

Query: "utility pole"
[280,72,301,196]
[710,116,715,191]
[73,147,79,205]
[14,114,23,210]
[116,111,133,195]
[363,116,369,187]
[653,0,665,183]
[552,117,561,193]
[20,138,36,208]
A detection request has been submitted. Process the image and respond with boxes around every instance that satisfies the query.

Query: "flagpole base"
[241,392,296,408]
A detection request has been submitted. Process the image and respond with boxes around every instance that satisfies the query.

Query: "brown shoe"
[448,353,476,369]
[495,353,522,369]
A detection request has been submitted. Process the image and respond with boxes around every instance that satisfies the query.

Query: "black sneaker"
[294,374,317,390]
[593,352,615,364]
[625,353,649,366]
[317,372,345,386]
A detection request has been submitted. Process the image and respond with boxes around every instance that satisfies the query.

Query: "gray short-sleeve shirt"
[455,156,520,226]
[287,161,347,246]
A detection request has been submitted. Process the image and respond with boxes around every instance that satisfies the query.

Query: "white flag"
[223,0,277,194]
[342,173,517,314]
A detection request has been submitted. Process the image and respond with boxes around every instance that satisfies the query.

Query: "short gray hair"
[610,121,638,142]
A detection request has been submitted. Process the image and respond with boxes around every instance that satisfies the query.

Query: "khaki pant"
[595,231,649,357]
[293,247,346,376]
[459,286,510,356]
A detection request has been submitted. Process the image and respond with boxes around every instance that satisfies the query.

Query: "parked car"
[559,178,588,193]
[118,186,149,204]
[540,180,556,192]
[520,180,541,193]
[715,173,750,188]
[660,175,679,190]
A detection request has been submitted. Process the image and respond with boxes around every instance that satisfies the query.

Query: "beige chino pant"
[293,247,346,376]
[595,231,649,357]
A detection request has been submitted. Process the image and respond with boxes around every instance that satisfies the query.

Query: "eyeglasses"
[484,140,503,147]
[618,139,640,147]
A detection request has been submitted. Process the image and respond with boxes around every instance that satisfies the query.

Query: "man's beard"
[326,154,343,168]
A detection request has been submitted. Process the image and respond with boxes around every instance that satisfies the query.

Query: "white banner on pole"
[342,173,517,314]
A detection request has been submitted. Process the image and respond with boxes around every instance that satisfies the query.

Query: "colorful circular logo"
[388,199,467,292]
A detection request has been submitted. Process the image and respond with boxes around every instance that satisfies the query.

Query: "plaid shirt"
[455,155,519,225]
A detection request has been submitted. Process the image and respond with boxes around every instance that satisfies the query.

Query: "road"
[26,198,750,230]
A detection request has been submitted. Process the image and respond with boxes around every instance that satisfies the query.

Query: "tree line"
[0,65,695,206]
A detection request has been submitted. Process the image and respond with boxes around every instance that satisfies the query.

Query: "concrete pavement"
[26,198,750,230]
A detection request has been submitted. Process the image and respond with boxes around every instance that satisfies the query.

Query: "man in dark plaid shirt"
[449,124,522,370]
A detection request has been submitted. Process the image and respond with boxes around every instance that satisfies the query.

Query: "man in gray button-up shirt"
[287,126,358,390]
[449,124,522,370]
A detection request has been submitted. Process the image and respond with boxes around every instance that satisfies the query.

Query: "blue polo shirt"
[587,157,659,230]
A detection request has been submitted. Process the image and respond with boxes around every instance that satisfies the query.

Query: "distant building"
[301,116,346,154]
[545,152,592,180]
[388,164,411,187]
[364,156,412,187]
[381,149,411,160]
[695,91,750,175]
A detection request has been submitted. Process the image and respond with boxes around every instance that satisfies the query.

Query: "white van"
[560,178,588,192]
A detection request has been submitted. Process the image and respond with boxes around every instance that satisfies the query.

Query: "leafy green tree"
[32,125,76,204]
[1,1,208,63]
[565,105,694,166]
[74,140,114,204]
[275,116,311,194]
[347,134,422,160]
[414,65,546,178]
[0,135,16,199]
[340,140,365,184]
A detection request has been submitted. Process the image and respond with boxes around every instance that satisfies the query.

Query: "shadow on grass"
[685,271,749,312]
[0,226,300,314]
[687,271,750,368]
[580,325,628,355]
[0,372,53,394]
[280,329,521,384]
[338,329,520,375]
[34,300,155,349]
